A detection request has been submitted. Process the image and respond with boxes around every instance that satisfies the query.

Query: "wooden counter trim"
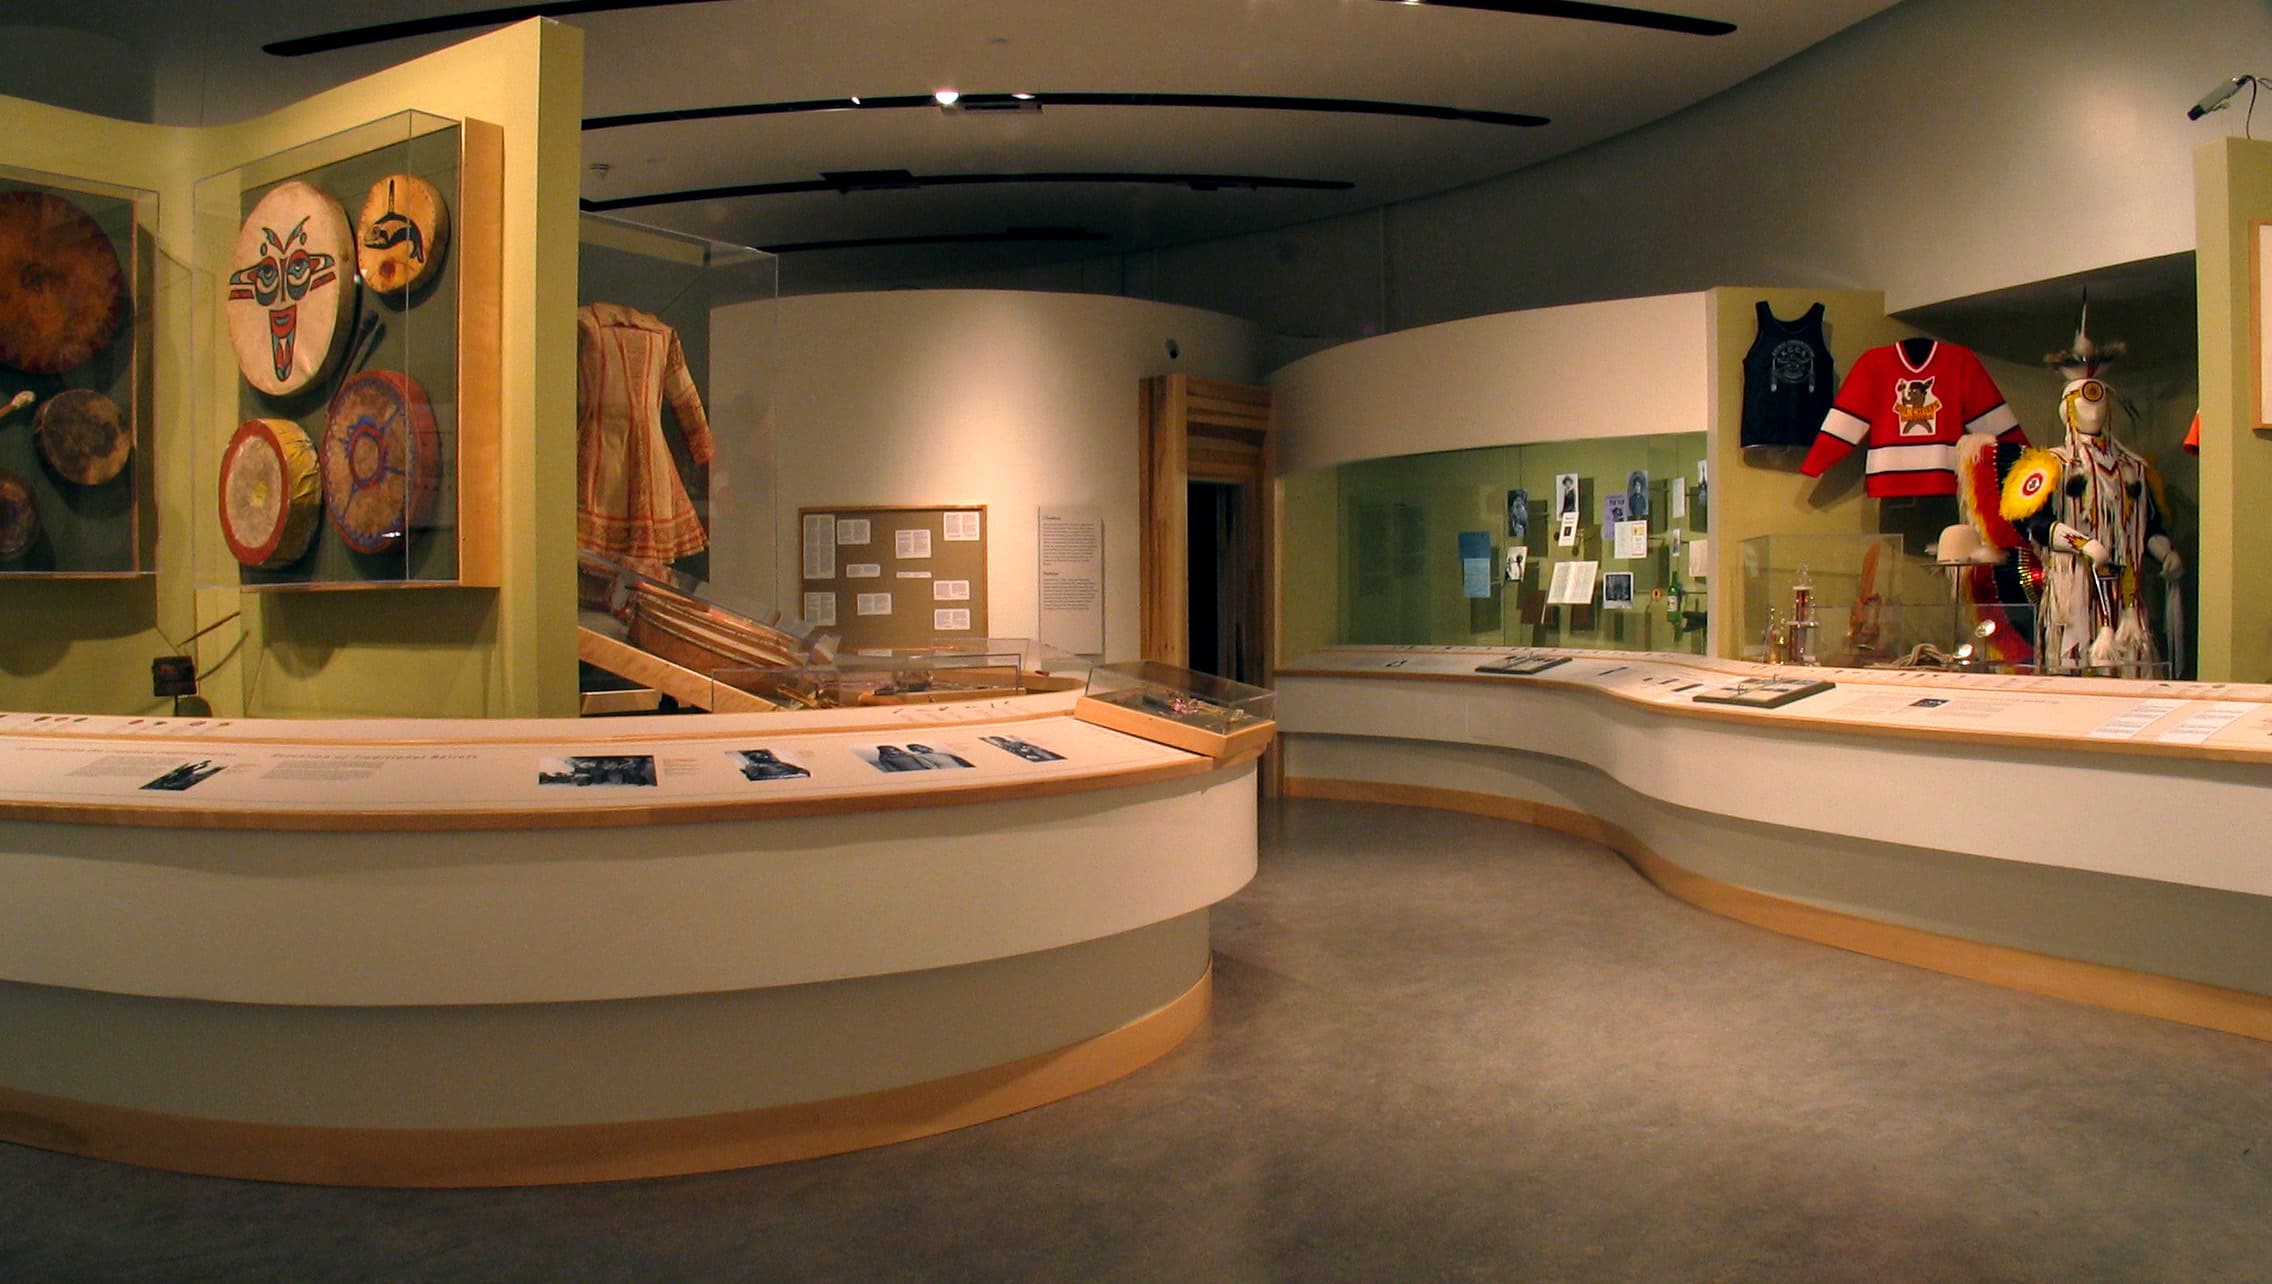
[0,748,1263,833]
[0,703,1070,750]
[0,966,1211,1188]
[1275,661,2272,768]
[1285,777,2272,1045]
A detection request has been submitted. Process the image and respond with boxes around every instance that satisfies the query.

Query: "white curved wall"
[714,290,1262,658]
[1270,292,1709,473]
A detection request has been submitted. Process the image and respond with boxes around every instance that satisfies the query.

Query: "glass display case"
[193,111,494,591]
[716,647,1040,711]
[0,165,159,577]
[1075,660,1276,758]
[1738,531,2167,676]
[1738,532,1909,666]
[1333,432,1708,656]
[577,213,777,616]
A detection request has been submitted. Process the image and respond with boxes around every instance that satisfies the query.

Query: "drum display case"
[0,166,157,578]
[191,110,501,591]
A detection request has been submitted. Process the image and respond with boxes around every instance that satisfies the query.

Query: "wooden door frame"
[1138,372,1276,685]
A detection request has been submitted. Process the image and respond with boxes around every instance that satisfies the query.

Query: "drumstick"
[326,309,383,409]
[0,390,32,422]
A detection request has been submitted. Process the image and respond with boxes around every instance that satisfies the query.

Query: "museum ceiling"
[14,0,1899,290]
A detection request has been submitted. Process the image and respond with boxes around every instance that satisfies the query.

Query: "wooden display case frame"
[196,110,502,591]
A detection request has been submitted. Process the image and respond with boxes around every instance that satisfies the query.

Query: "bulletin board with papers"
[797,505,989,650]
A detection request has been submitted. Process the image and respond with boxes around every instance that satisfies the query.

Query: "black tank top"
[1741,301,1834,449]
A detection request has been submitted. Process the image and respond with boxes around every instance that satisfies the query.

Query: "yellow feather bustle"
[2000,448,2062,523]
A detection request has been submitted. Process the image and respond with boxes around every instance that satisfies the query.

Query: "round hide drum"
[355,174,449,295]
[34,387,130,486]
[323,369,439,555]
[226,180,355,397]
[0,190,126,376]
[0,469,38,560]
[220,418,322,568]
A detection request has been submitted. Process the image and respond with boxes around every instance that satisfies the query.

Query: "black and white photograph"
[538,755,659,787]
[140,760,225,792]
[731,748,811,781]
[1504,488,1530,541]
[1554,472,1580,516]
[856,743,976,773]
[982,734,1066,763]
[1626,469,1650,518]
[1602,571,1636,609]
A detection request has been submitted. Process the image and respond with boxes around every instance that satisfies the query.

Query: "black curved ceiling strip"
[266,0,1726,59]
[761,228,1112,254]
[264,0,728,56]
[584,91,1546,133]
[582,170,1357,214]
[1384,0,1735,36]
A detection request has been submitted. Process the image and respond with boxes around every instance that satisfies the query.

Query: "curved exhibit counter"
[0,691,1263,1186]
[1277,646,2272,1041]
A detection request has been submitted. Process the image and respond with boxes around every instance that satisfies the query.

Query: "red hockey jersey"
[1801,341,2024,497]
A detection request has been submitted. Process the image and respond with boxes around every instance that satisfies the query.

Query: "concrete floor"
[5,799,2272,1281]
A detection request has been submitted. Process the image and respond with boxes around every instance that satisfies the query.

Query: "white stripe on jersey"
[1965,403,2018,436]
[1862,442,1957,474]
[1820,407,1869,444]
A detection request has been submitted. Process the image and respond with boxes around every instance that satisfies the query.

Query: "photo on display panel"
[730,748,810,781]
[538,754,659,787]
[141,761,225,792]
[981,734,1066,763]
[856,743,976,773]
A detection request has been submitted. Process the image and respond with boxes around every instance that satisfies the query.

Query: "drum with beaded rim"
[226,180,356,397]
[219,417,322,568]
[0,190,126,377]
[322,369,439,555]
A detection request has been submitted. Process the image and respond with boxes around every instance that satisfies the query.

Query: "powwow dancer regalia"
[2001,308,2184,676]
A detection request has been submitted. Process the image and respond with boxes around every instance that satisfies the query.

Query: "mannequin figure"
[2007,313,2182,675]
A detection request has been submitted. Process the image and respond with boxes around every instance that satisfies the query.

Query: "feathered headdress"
[2044,292,2125,381]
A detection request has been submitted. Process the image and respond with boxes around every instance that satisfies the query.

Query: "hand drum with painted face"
[355,173,449,296]
[226,180,355,397]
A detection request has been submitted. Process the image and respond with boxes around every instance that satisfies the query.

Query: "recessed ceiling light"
[1011,92,1035,100]
[934,89,960,106]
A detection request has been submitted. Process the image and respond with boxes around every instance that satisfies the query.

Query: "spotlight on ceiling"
[934,89,960,106]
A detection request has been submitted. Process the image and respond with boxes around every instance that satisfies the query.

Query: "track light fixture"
[2188,75,2253,120]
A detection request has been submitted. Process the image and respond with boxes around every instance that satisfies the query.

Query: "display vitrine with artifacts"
[194,111,501,589]
[1075,660,1276,758]
[0,167,155,577]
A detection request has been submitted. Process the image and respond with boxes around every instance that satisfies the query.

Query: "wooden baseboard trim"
[1284,777,2272,1044]
[0,967,1211,1188]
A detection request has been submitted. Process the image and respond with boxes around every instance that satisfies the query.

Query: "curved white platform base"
[1285,735,2272,1043]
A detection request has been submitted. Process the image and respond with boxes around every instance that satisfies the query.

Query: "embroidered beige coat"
[576,302,714,563]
